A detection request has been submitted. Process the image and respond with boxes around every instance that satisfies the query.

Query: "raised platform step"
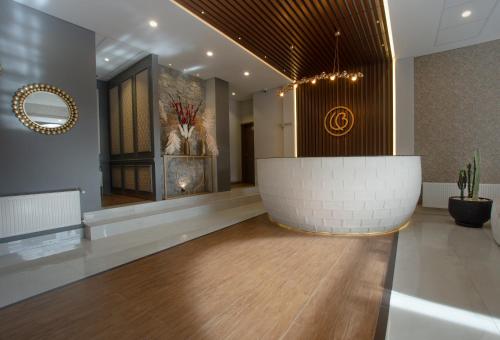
[84,187,260,240]
[0,201,266,308]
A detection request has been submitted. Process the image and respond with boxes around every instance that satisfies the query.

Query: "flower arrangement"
[168,93,202,155]
[202,110,219,156]
[168,93,202,136]
[165,129,181,155]
[163,93,219,156]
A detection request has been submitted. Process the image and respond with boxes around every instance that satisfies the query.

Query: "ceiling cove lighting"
[149,20,158,28]
[243,71,250,76]
[461,10,472,18]
[206,51,214,57]
[170,1,292,82]
[278,32,363,95]
[382,0,396,155]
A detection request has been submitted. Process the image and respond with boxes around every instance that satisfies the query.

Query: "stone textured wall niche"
[165,157,214,197]
[158,65,205,154]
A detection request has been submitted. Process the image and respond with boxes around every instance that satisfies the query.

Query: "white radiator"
[423,182,500,208]
[0,190,82,239]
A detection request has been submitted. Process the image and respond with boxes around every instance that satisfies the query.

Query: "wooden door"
[241,123,255,185]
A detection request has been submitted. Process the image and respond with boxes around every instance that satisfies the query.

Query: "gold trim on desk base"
[269,217,410,237]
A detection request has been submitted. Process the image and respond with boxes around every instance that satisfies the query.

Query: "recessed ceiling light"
[168,63,172,67]
[461,10,471,18]
[201,10,205,14]
[104,58,110,62]
[149,20,158,28]
[232,92,236,96]
[243,71,250,76]
[238,36,242,40]
[206,51,214,57]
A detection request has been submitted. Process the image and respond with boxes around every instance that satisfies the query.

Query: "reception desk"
[257,156,421,235]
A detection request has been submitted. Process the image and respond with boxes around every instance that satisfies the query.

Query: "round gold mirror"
[12,84,78,135]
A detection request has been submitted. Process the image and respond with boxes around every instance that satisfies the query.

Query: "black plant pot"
[448,197,493,228]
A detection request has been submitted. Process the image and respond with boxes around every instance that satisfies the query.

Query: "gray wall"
[415,40,500,183]
[97,80,110,195]
[395,57,414,156]
[205,78,230,192]
[0,0,100,212]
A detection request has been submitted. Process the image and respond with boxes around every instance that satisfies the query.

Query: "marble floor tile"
[387,207,500,339]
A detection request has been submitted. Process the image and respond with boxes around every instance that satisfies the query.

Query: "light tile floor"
[387,207,500,340]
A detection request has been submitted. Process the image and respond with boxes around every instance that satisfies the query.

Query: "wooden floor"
[101,194,150,207]
[0,215,394,340]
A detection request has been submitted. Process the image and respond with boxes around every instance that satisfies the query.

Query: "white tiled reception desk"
[257,156,421,234]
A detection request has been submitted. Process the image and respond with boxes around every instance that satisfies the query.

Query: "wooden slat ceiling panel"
[175,0,392,79]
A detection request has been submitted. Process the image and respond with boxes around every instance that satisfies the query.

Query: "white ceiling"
[388,0,500,58]
[14,0,290,100]
[95,34,149,81]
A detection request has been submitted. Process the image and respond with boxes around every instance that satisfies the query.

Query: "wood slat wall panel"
[297,62,392,156]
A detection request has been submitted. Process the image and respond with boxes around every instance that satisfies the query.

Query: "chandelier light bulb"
[276,31,363,96]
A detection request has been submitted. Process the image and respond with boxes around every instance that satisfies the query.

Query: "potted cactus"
[448,150,493,228]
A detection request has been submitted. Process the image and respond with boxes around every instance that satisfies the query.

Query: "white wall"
[229,99,242,182]
[253,90,284,159]
[395,57,415,155]
[253,88,295,159]
[239,99,254,124]
[282,90,296,157]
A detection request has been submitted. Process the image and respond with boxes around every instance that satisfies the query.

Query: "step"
[84,189,261,240]
[84,186,258,223]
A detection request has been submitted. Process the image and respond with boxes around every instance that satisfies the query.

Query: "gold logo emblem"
[324,106,355,137]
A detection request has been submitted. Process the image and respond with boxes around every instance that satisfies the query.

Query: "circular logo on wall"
[324,106,355,137]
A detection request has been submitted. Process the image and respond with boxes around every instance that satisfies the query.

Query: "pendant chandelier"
[279,32,364,96]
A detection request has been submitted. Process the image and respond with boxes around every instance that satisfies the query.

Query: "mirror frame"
[12,83,78,135]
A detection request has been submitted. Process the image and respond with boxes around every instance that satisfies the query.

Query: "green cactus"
[472,149,480,200]
[467,163,473,198]
[457,169,467,199]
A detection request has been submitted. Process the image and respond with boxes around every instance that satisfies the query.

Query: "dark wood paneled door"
[241,123,255,185]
